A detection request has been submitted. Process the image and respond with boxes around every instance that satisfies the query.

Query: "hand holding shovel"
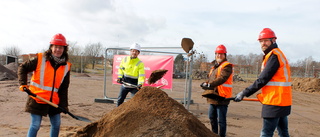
[202,93,259,102]
[22,87,91,122]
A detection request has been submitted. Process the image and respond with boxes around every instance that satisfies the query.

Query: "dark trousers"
[208,104,228,137]
[117,85,138,107]
[261,116,289,137]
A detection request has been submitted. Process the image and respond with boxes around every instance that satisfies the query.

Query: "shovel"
[148,69,168,84]
[122,81,139,88]
[181,38,194,53]
[202,93,259,102]
[225,97,259,102]
[121,69,168,88]
[23,87,91,123]
[122,81,165,89]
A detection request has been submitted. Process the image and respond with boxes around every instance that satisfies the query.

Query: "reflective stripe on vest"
[216,61,233,98]
[118,56,145,84]
[29,53,70,104]
[258,48,292,106]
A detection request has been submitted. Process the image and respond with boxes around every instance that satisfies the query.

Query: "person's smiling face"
[51,45,64,58]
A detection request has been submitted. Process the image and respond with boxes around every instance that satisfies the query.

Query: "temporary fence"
[94,47,195,110]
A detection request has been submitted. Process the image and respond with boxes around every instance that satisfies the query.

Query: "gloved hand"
[200,82,208,87]
[200,82,213,90]
[234,91,245,102]
[19,85,29,92]
[137,84,142,90]
[117,78,123,84]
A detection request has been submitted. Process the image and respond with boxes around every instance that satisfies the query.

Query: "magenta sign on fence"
[112,55,174,89]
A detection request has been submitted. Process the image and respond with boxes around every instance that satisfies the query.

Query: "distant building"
[6,55,18,64]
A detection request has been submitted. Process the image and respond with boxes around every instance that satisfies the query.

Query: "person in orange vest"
[18,33,71,137]
[235,28,292,137]
[200,44,233,137]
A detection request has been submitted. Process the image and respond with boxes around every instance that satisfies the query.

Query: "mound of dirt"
[0,63,18,81]
[73,86,218,137]
[4,62,18,74]
[291,77,320,93]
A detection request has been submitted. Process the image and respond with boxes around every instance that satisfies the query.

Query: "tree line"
[175,53,320,78]
[1,44,319,78]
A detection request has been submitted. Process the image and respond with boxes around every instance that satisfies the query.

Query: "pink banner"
[112,55,173,89]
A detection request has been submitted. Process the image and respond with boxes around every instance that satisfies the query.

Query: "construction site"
[0,37,319,136]
[0,55,320,137]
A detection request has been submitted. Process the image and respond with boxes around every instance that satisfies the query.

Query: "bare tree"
[84,42,104,69]
[3,46,21,57]
[68,41,88,72]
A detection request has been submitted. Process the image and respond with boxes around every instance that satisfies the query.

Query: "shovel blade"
[66,111,92,123]
[181,38,194,53]
[202,94,226,101]
[148,69,168,84]
[74,115,92,123]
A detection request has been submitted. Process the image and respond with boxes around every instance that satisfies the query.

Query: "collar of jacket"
[211,59,227,68]
[263,43,278,55]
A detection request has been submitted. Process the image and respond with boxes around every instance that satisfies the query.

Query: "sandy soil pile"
[291,77,320,93]
[4,62,19,74]
[74,86,218,137]
[0,63,18,81]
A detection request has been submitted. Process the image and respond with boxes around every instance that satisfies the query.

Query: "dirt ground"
[0,72,320,137]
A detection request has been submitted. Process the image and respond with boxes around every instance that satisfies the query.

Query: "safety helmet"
[258,28,277,40]
[50,33,67,46]
[130,43,141,51]
[215,44,227,53]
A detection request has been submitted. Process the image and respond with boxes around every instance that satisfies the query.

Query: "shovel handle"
[226,97,260,102]
[23,87,59,108]
[243,98,259,101]
[23,88,91,122]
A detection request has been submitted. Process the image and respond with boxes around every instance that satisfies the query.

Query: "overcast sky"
[0,0,319,62]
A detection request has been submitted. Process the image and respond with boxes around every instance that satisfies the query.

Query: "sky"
[0,0,319,63]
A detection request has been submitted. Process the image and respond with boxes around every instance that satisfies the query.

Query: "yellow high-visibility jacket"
[118,56,145,85]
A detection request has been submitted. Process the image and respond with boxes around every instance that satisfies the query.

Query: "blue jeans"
[208,104,228,137]
[117,85,138,107]
[27,113,61,137]
[260,116,289,137]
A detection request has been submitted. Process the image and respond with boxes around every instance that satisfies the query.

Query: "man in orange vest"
[18,33,71,137]
[235,28,292,137]
[200,44,233,137]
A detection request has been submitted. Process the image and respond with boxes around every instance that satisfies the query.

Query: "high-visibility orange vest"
[257,48,292,106]
[29,53,71,105]
[209,61,233,98]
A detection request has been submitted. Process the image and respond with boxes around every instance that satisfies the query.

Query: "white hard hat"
[130,43,141,51]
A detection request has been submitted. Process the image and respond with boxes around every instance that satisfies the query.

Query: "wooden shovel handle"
[23,87,59,108]
[34,95,59,108]
[243,98,260,101]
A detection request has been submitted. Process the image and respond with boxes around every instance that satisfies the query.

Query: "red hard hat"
[258,28,277,40]
[215,44,227,53]
[50,33,67,46]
